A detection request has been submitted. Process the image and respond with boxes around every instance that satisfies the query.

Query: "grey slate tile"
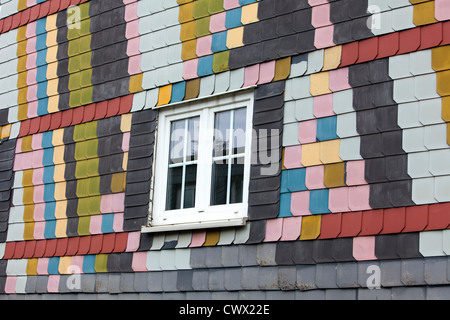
[325,288,358,300]
[315,263,338,289]
[119,273,135,293]
[392,286,427,300]
[205,246,223,268]
[426,286,450,300]
[266,290,296,300]
[357,261,380,288]
[256,243,277,266]
[296,265,318,291]
[147,272,163,292]
[162,271,179,292]
[224,268,242,291]
[357,288,393,300]
[238,291,267,300]
[208,269,225,291]
[133,272,150,293]
[336,262,359,288]
[221,246,241,267]
[190,247,207,269]
[424,257,450,286]
[241,266,260,290]
[177,270,194,292]
[295,289,326,300]
[107,273,122,294]
[401,259,426,286]
[192,269,209,291]
[380,260,403,288]
[278,266,297,291]
[238,245,258,267]
[258,267,279,290]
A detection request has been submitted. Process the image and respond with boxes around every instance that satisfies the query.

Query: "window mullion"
[180,119,189,210]
[226,110,235,205]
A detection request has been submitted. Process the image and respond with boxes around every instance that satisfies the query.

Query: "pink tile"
[125,19,140,39]
[4,277,17,294]
[311,3,331,28]
[305,165,325,190]
[27,83,38,101]
[210,12,227,33]
[69,256,84,274]
[264,218,283,242]
[34,202,46,222]
[32,149,44,169]
[37,258,49,275]
[47,275,60,293]
[353,236,377,261]
[314,25,335,49]
[32,167,44,186]
[258,60,276,84]
[27,68,37,86]
[348,185,371,211]
[126,37,141,56]
[313,94,334,118]
[124,2,139,22]
[329,67,351,92]
[190,231,206,247]
[33,185,45,203]
[89,215,103,235]
[34,221,46,240]
[22,152,34,170]
[284,145,303,169]
[26,36,37,53]
[298,119,317,144]
[113,213,124,232]
[126,231,141,252]
[291,191,311,216]
[13,153,23,172]
[111,193,125,212]
[243,64,260,87]
[15,139,23,154]
[26,52,37,70]
[26,20,36,39]
[183,59,199,80]
[435,0,450,21]
[27,0,37,8]
[308,0,329,7]
[27,101,39,119]
[132,252,149,272]
[128,55,142,75]
[346,160,367,186]
[281,217,302,241]
[223,0,240,10]
[100,194,112,214]
[196,35,213,57]
[328,187,350,213]
[122,132,130,152]
[32,133,43,150]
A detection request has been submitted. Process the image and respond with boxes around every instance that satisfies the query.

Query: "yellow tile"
[409,0,430,4]
[55,219,68,238]
[301,143,321,167]
[413,1,437,26]
[129,73,143,94]
[300,215,321,240]
[54,182,67,201]
[46,13,58,32]
[310,72,331,96]
[53,164,66,183]
[55,200,68,219]
[1,125,11,140]
[432,46,450,72]
[18,87,28,105]
[437,70,450,96]
[111,172,127,193]
[58,256,73,274]
[46,61,59,79]
[442,97,450,121]
[52,128,65,146]
[120,114,132,133]
[23,186,34,205]
[323,162,346,188]
[23,204,35,222]
[22,169,34,187]
[21,136,33,153]
[241,3,259,25]
[179,2,195,23]
[157,84,173,106]
[53,145,66,165]
[181,39,198,61]
[23,222,35,241]
[17,0,28,11]
[180,20,196,42]
[273,57,291,82]
[48,96,60,114]
[26,258,39,276]
[47,78,59,97]
[122,152,129,171]
[323,45,342,71]
[204,230,220,246]
[17,103,29,121]
[226,27,244,49]
[46,30,58,50]
[320,140,342,164]
[17,71,28,88]
[17,56,28,73]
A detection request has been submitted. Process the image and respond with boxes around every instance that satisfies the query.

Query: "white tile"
[420,231,445,257]
[409,50,433,76]
[389,55,411,80]
[434,175,450,202]
[294,97,314,121]
[391,6,415,31]
[397,101,421,129]
[424,124,448,150]
[408,152,430,178]
[339,136,362,161]
[412,177,436,205]
[402,127,426,153]
[337,112,358,138]
[333,89,353,115]
[415,74,439,100]
[393,77,416,103]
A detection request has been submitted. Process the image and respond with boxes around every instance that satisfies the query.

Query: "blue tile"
[43,183,55,202]
[83,255,96,274]
[44,201,56,221]
[42,147,54,167]
[197,55,214,77]
[309,189,331,215]
[101,214,115,234]
[287,168,307,192]
[170,82,186,103]
[317,116,339,142]
[47,257,60,275]
[279,193,293,218]
[225,8,242,29]
[44,219,56,239]
[211,31,228,53]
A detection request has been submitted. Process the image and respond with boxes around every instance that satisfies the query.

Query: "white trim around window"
[142,90,254,233]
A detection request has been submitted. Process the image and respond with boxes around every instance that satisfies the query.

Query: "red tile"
[339,211,362,238]
[113,233,128,253]
[340,42,359,67]
[29,5,41,22]
[23,241,37,259]
[71,106,84,126]
[78,236,91,256]
[0,19,4,34]
[380,207,405,234]
[38,114,51,133]
[88,235,103,255]
[426,203,450,231]
[442,21,450,45]
[49,0,61,15]
[19,119,31,138]
[20,9,31,26]
[377,33,399,59]
[119,95,133,115]
[318,213,342,239]
[60,109,74,128]
[44,239,57,257]
[29,117,41,135]
[83,103,96,123]
[34,240,47,258]
[2,16,12,33]
[106,98,121,118]
[49,112,62,131]
[398,28,421,55]
[66,237,80,256]
[357,37,378,63]
[59,0,71,10]
[404,205,428,233]
[2,242,15,260]
[11,12,22,30]
[38,0,50,19]
[419,23,443,50]
[359,209,383,236]
[12,241,26,259]
[101,233,116,254]
[94,101,108,120]
[55,238,68,256]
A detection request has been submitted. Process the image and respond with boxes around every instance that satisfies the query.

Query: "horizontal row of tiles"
[1,231,450,279]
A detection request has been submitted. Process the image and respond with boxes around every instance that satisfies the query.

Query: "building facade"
[0,0,449,299]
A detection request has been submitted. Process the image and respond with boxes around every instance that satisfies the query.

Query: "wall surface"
[0,0,449,300]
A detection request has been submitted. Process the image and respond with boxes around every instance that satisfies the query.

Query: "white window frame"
[143,90,254,233]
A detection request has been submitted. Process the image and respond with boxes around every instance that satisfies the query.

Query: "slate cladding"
[0,0,449,300]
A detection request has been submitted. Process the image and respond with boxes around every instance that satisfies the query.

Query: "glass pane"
[213,111,231,158]
[211,161,228,206]
[166,166,183,210]
[169,120,185,165]
[186,117,200,162]
[233,108,247,155]
[230,159,244,204]
[183,165,197,209]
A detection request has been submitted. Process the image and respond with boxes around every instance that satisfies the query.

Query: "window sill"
[141,217,248,234]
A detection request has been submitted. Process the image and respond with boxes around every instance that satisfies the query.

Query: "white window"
[144,90,254,233]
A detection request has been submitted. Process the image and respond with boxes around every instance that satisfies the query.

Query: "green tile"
[80,87,93,106]
[74,140,87,160]
[209,0,224,14]
[94,254,108,273]
[195,16,211,37]
[213,51,229,73]
[75,159,88,179]
[77,215,91,235]
[77,178,90,198]
[68,72,81,91]
[88,176,100,196]
[193,0,210,19]
[86,158,99,177]
[73,123,86,142]
[89,196,101,215]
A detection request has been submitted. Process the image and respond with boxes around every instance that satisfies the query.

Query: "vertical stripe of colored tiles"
[123,0,143,93]
[67,2,93,109]
[17,25,29,121]
[309,0,335,49]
